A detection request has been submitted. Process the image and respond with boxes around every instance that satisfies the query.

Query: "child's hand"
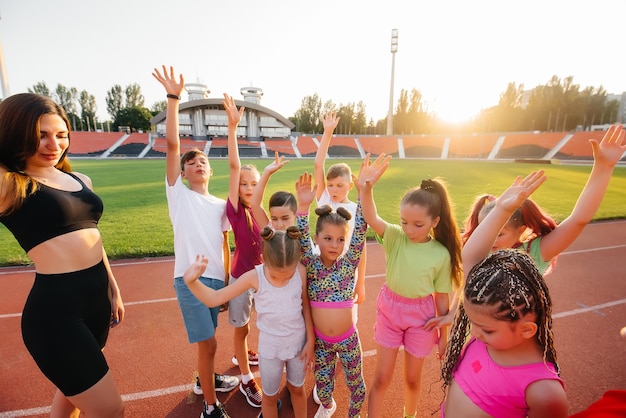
[353,281,366,304]
[300,339,315,372]
[263,151,289,175]
[356,153,392,191]
[424,312,453,331]
[222,93,245,127]
[496,170,546,213]
[183,254,208,285]
[591,124,626,167]
[320,111,340,132]
[295,172,317,209]
[152,65,185,97]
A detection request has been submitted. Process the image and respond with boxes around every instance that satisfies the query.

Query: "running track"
[1,221,625,417]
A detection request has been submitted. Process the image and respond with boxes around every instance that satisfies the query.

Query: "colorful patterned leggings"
[314,326,366,417]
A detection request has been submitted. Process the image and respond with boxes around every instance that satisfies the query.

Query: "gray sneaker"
[214,373,240,393]
[194,374,240,395]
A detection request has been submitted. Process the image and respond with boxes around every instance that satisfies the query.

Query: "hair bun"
[336,207,352,221]
[420,179,436,191]
[286,225,302,239]
[260,226,275,241]
[314,205,333,217]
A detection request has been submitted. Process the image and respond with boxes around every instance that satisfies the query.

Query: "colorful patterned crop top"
[297,201,366,304]
[0,172,103,252]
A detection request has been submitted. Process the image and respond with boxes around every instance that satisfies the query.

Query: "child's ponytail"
[402,179,463,288]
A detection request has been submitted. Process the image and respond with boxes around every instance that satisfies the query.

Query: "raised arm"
[314,112,340,200]
[224,93,245,209]
[462,170,547,277]
[250,151,289,226]
[354,153,392,237]
[539,125,626,261]
[152,65,185,186]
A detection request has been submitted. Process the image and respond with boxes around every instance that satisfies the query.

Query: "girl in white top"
[184,226,315,418]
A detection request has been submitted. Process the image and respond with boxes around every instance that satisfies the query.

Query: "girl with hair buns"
[441,170,568,417]
[356,153,463,418]
[295,167,369,418]
[183,226,314,418]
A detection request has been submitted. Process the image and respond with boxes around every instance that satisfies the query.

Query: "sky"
[1,0,625,124]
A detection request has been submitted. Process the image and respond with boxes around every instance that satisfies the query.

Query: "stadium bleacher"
[67,130,613,161]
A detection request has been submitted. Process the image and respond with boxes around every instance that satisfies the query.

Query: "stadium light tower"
[386,29,398,135]
[0,14,10,99]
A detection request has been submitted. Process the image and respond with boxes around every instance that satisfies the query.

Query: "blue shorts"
[174,276,223,343]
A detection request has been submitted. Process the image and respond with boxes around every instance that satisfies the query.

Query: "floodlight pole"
[386,29,398,135]
[0,15,10,99]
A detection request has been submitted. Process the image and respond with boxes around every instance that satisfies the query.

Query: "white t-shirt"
[165,175,230,279]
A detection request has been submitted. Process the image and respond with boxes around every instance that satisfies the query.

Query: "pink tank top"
[451,338,564,418]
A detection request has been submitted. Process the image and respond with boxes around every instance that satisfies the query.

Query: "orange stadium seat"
[402,135,445,158]
[447,134,500,159]
[68,132,126,156]
[497,132,566,159]
[359,136,399,156]
[555,131,607,160]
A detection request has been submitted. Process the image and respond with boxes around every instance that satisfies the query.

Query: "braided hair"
[442,249,559,391]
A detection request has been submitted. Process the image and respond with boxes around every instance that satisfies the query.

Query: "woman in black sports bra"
[0,93,125,417]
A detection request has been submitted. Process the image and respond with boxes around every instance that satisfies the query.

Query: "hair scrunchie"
[420,179,436,191]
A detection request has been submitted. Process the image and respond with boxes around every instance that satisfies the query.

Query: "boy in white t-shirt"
[153,65,239,418]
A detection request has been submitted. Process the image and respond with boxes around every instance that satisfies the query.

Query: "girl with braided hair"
[183,226,315,418]
[357,154,463,418]
[440,170,568,417]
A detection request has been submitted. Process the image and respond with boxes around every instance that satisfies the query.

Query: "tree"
[106,85,124,120]
[125,83,145,108]
[151,100,167,116]
[28,81,51,97]
[114,106,152,132]
[54,84,79,130]
[79,90,98,131]
[293,93,322,133]
[336,103,355,135]
[354,101,368,134]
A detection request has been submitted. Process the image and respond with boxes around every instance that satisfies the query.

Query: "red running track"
[1,221,625,417]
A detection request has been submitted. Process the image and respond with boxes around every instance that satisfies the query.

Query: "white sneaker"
[313,384,321,404]
[314,399,337,418]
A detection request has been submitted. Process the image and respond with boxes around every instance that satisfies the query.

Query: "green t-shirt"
[380,222,453,298]
[519,236,550,275]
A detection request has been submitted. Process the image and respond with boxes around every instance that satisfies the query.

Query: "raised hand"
[495,170,547,213]
[295,172,317,210]
[320,111,340,132]
[183,254,208,285]
[152,65,185,97]
[222,93,245,127]
[355,153,392,192]
[263,151,289,175]
[591,124,626,167]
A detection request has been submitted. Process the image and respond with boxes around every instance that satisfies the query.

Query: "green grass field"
[1,158,625,267]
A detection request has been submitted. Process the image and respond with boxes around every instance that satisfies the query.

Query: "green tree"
[114,107,152,132]
[336,103,355,135]
[354,101,367,134]
[106,85,124,120]
[293,93,322,133]
[125,83,145,108]
[79,90,97,131]
[151,100,167,116]
[28,81,51,97]
[54,84,79,130]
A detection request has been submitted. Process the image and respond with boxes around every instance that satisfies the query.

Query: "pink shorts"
[374,284,437,357]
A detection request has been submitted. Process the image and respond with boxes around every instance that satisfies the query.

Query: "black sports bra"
[0,172,103,252]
